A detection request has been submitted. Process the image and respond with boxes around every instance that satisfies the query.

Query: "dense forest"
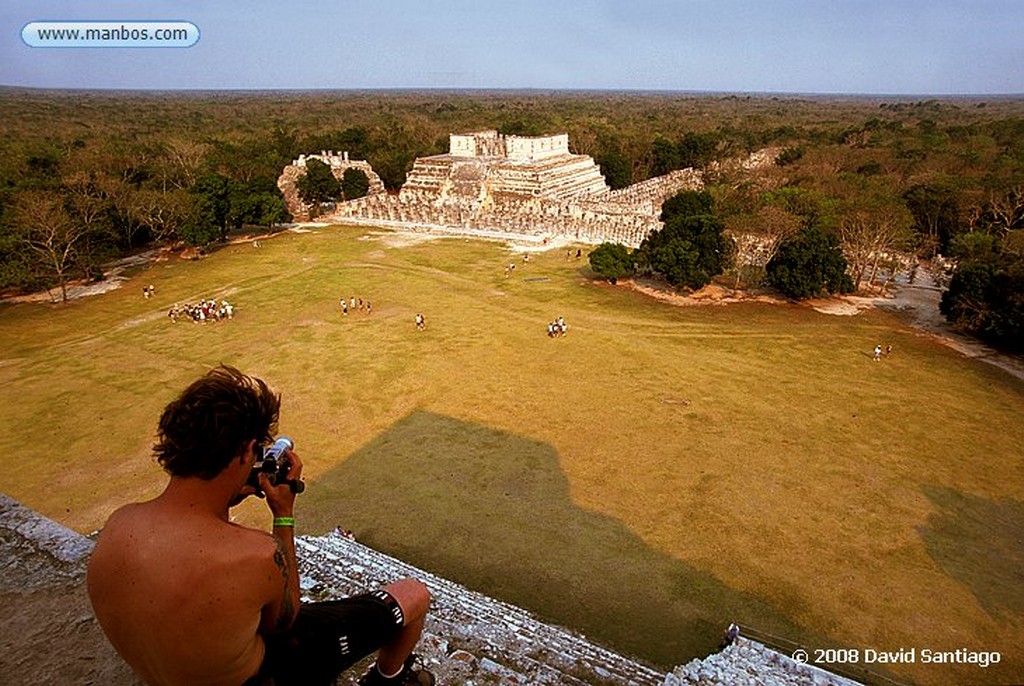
[1,89,1022,349]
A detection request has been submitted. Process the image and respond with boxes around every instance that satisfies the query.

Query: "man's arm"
[258,448,303,635]
[259,522,300,634]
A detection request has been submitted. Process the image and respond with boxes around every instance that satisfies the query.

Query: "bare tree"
[985,186,1024,235]
[163,139,209,190]
[14,192,92,303]
[838,206,916,292]
[838,210,875,291]
[129,188,196,244]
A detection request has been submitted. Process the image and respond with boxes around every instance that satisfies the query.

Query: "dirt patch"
[363,230,442,249]
[621,278,785,308]
[806,296,876,316]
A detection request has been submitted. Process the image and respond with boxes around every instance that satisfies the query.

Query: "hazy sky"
[2,0,1022,94]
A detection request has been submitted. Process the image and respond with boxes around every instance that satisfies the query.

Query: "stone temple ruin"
[278,131,704,247]
[277,150,387,219]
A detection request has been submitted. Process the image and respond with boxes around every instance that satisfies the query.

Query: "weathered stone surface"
[2,495,861,685]
[663,640,863,686]
[278,131,711,248]
[301,531,667,685]
[0,493,92,589]
[277,150,387,221]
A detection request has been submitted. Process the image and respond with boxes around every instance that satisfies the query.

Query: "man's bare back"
[87,367,430,686]
[88,498,282,685]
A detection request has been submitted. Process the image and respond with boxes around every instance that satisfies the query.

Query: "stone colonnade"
[325,167,704,248]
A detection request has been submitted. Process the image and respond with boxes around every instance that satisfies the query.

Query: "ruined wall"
[506,133,570,160]
[449,131,570,161]
[277,151,387,222]
[400,132,609,206]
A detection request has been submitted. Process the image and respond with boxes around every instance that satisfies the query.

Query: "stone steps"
[3,492,865,686]
[296,531,667,686]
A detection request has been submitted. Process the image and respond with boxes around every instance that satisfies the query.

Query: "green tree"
[766,226,854,299]
[650,137,681,176]
[588,242,635,283]
[0,221,39,291]
[949,232,1000,264]
[253,193,291,228]
[660,190,714,221]
[940,231,1024,352]
[676,131,720,168]
[341,167,370,200]
[636,191,735,290]
[295,159,341,206]
[595,150,632,189]
[903,184,962,256]
[191,173,234,243]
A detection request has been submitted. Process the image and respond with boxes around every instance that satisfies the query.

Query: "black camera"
[248,436,305,495]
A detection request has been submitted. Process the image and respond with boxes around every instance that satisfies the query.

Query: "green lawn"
[1,225,1021,685]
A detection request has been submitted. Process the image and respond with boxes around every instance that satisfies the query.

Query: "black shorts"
[248,589,405,686]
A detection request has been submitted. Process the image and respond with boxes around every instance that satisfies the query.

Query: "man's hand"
[260,447,303,517]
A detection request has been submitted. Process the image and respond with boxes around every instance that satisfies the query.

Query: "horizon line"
[1,84,1023,101]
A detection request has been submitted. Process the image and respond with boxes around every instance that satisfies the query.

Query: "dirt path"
[873,267,1024,382]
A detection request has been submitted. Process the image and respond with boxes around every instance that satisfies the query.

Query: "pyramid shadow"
[918,484,1024,617]
[308,409,819,668]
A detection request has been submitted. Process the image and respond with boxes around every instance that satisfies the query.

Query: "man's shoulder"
[227,522,282,562]
[93,502,149,541]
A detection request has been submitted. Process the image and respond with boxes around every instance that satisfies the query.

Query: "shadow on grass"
[918,485,1024,617]
[307,409,824,669]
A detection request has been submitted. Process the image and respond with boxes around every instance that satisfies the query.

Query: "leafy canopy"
[296,159,341,205]
[766,226,854,299]
[588,242,635,283]
[940,230,1024,353]
[341,167,370,200]
[635,190,735,290]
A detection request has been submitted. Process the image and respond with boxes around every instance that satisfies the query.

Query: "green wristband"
[273,516,295,528]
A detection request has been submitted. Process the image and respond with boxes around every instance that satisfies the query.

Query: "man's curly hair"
[154,366,280,479]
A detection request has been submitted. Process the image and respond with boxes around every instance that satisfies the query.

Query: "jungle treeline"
[1,89,1022,349]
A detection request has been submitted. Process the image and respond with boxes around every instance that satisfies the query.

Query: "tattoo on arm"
[272,538,297,632]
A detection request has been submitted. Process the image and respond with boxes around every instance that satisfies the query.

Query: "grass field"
[1,225,1022,685]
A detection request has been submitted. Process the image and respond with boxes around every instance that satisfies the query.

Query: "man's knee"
[383,578,430,625]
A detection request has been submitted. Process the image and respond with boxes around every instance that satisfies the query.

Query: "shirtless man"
[87,365,433,686]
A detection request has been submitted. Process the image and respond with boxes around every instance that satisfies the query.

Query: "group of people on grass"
[340,295,372,316]
[168,298,235,324]
[547,316,568,338]
[873,343,893,361]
